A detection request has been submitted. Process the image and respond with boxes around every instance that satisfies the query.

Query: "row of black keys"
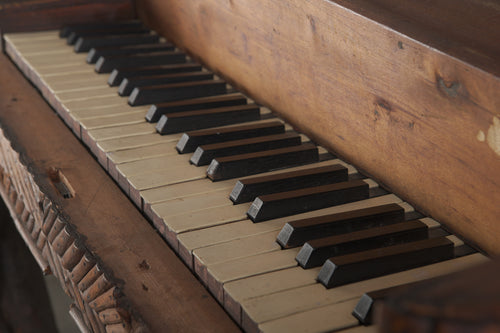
[60,22,465,301]
[61,21,259,134]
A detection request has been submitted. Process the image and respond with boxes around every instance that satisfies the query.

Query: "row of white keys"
[191,196,411,272]
[176,195,402,264]
[148,158,355,235]
[248,252,486,332]
[188,197,411,297]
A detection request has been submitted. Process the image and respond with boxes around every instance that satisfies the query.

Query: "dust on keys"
[3,23,487,333]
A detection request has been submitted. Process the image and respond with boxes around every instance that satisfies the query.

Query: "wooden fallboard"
[136,0,500,255]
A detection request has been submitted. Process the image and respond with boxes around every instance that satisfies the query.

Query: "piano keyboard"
[3,23,487,333]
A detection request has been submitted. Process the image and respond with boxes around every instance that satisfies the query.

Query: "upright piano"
[0,0,498,332]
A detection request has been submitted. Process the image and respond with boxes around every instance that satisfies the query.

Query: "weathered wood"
[90,287,119,312]
[83,274,113,303]
[0,0,135,33]
[61,240,86,271]
[377,258,500,332]
[136,0,500,255]
[352,279,429,326]
[98,307,126,325]
[51,225,75,256]
[0,53,239,332]
[70,253,96,284]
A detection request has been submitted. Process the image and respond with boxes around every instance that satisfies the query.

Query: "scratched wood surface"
[377,258,500,332]
[0,0,135,33]
[136,0,500,255]
[0,53,238,332]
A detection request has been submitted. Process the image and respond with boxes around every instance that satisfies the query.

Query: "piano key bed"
[2,24,487,333]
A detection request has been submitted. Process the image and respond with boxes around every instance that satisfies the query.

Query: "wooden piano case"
[0,0,498,332]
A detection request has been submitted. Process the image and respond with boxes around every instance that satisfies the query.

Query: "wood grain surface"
[136,0,500,255]
[377,258,500,332]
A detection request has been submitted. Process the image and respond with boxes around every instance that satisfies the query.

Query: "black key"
[129,80,227,106]
[108,63,203,86]
[296,220,428,268]
[317,237,454,288]
[177,120,285,154]
[119,71,213,96]
[231,164,348,204]
[276,203,405,248]
[247,180,369,223]
[148,93,248,123]
[352,280,425,325]
[207,143,319,181]
[60,21,143,38]
[191,132,302,166]
[67,26,150,45]
[74,33,160,53]
[95,51,187,73]
[87,43,175,64]
[156,104,260,134]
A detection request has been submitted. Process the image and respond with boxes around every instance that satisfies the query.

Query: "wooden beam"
[136,0,500,255]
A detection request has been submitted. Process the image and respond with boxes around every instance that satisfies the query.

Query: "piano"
[0,0,498,332]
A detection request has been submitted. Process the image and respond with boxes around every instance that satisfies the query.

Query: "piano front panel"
[135,0,500,255]
[2,28,490,332]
